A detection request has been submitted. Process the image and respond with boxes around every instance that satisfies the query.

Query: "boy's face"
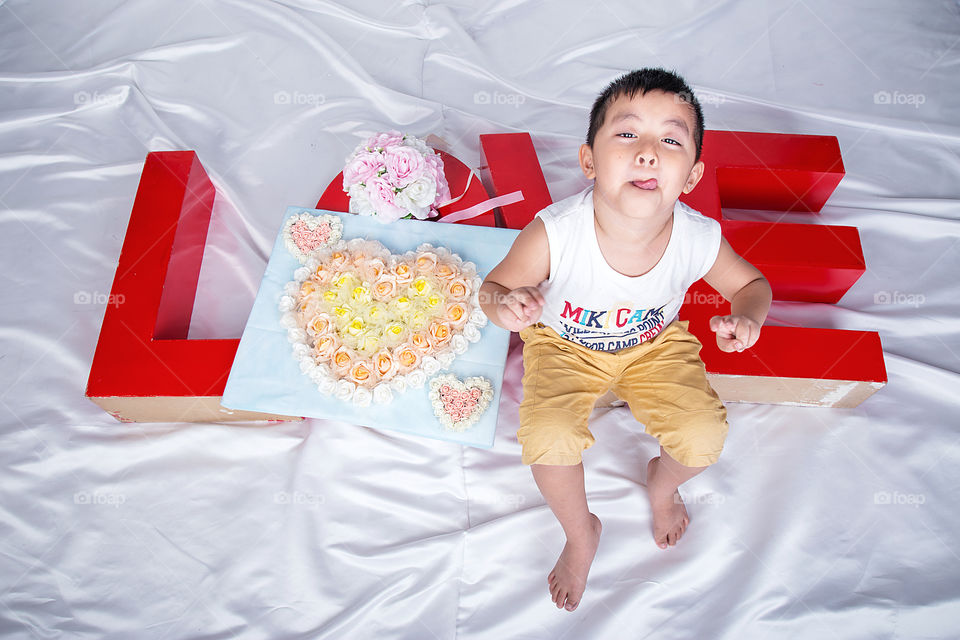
[579,90,704,221]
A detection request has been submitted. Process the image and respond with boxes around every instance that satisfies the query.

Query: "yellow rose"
[352,285,372,304]
[411,277,430,296]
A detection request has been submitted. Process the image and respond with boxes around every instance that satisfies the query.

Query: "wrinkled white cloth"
[1,1,958,638]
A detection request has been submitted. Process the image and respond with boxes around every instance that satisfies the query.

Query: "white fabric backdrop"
[1,1,958,638]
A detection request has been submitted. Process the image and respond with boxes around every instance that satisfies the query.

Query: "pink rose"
[343,151,383,189]
[425,154,451,205]
[384,146,426,188]
[368,131,404,151]
[365,177,407,223]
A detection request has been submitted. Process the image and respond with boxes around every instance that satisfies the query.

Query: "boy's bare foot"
[547,513,602,611]
[646,456,690,549]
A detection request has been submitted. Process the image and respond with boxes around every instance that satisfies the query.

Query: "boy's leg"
[646,447,705,548]
[531,463,602,612]
[611,320,729,548]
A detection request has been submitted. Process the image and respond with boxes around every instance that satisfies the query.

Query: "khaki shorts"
[517,320,728,467]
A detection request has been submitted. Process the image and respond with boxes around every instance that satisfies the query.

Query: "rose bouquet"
[342,131,452,224]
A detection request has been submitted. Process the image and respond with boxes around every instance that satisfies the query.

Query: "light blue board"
[222,208,520,448]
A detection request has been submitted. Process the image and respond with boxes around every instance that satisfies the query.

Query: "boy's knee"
[656,411,729,467]
[517,410,595,466]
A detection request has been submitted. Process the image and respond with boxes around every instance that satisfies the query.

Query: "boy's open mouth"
[631,178,658,190]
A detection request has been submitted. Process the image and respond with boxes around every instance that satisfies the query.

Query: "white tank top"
[536,186,722,352]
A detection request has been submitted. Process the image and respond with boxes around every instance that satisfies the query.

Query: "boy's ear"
[579,144,596,180]
[682,160,705,194]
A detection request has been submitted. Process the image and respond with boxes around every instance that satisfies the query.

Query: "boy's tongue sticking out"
[632,178,658,190]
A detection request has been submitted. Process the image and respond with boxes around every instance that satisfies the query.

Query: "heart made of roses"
[294,247,477,389]
[429,374,493,430]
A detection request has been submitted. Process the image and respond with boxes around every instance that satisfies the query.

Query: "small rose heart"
[429,374,493,431]
[283,212,343,263]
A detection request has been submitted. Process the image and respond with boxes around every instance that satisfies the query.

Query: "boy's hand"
[709,314,761,353]
[496,286,544,332]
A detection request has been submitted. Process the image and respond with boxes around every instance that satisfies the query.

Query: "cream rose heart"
[279,236,487,406]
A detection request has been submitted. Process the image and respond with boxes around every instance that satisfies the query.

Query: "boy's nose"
[635,149,657,166]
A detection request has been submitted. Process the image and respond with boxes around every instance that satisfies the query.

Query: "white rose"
[373,383,393,404]
[348,184,375,216]
[407,370,426,389]
[317,376,337,395]
[421,356,441,376]
[402,175,437,208]
[450,335,468,355]
[283,281,299,296]
[278,295,295,312]
[463,324,481,342]
[468,306,488,327]
[403,136,431,155]
[335,379,355,402]
[299,357,316,374]
[436,350,455,368]
[393,189,429,219]
[390,375,407,394]
[292,343,310,358]
[294,266,311,281]
[281,311,298,329]
[353,387,372,407]
[288,328,308,343]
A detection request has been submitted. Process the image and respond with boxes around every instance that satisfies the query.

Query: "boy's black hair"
[586,68,705,162]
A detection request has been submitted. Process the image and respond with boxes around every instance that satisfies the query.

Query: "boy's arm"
[702,237,773,352]
[480,218,550,332]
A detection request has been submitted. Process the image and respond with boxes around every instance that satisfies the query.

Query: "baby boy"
[479,68,772,611]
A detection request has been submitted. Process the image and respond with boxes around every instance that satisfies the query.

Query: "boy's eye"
[663,138,681,146]
[617,132,635,138]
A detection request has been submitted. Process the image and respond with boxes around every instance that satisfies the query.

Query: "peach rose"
[297,296,322,323]
[327,251,348,270]
[435,261,459,281]
[415,251,438,273]
[394,342,421,372]
[306,313,333,337]
[410,331,432,354]
[373,349,399,380]
[427,320,452,349]
[372,274,398,301]
[300,281,318,297]
[445,276,470,300]
[393,262,414,285]
[444,302,469,327]
[313,334,340,361]
[331,345,356,375]
[313,263,334,284]
[360,257,387,283]
[348,359,374,387]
